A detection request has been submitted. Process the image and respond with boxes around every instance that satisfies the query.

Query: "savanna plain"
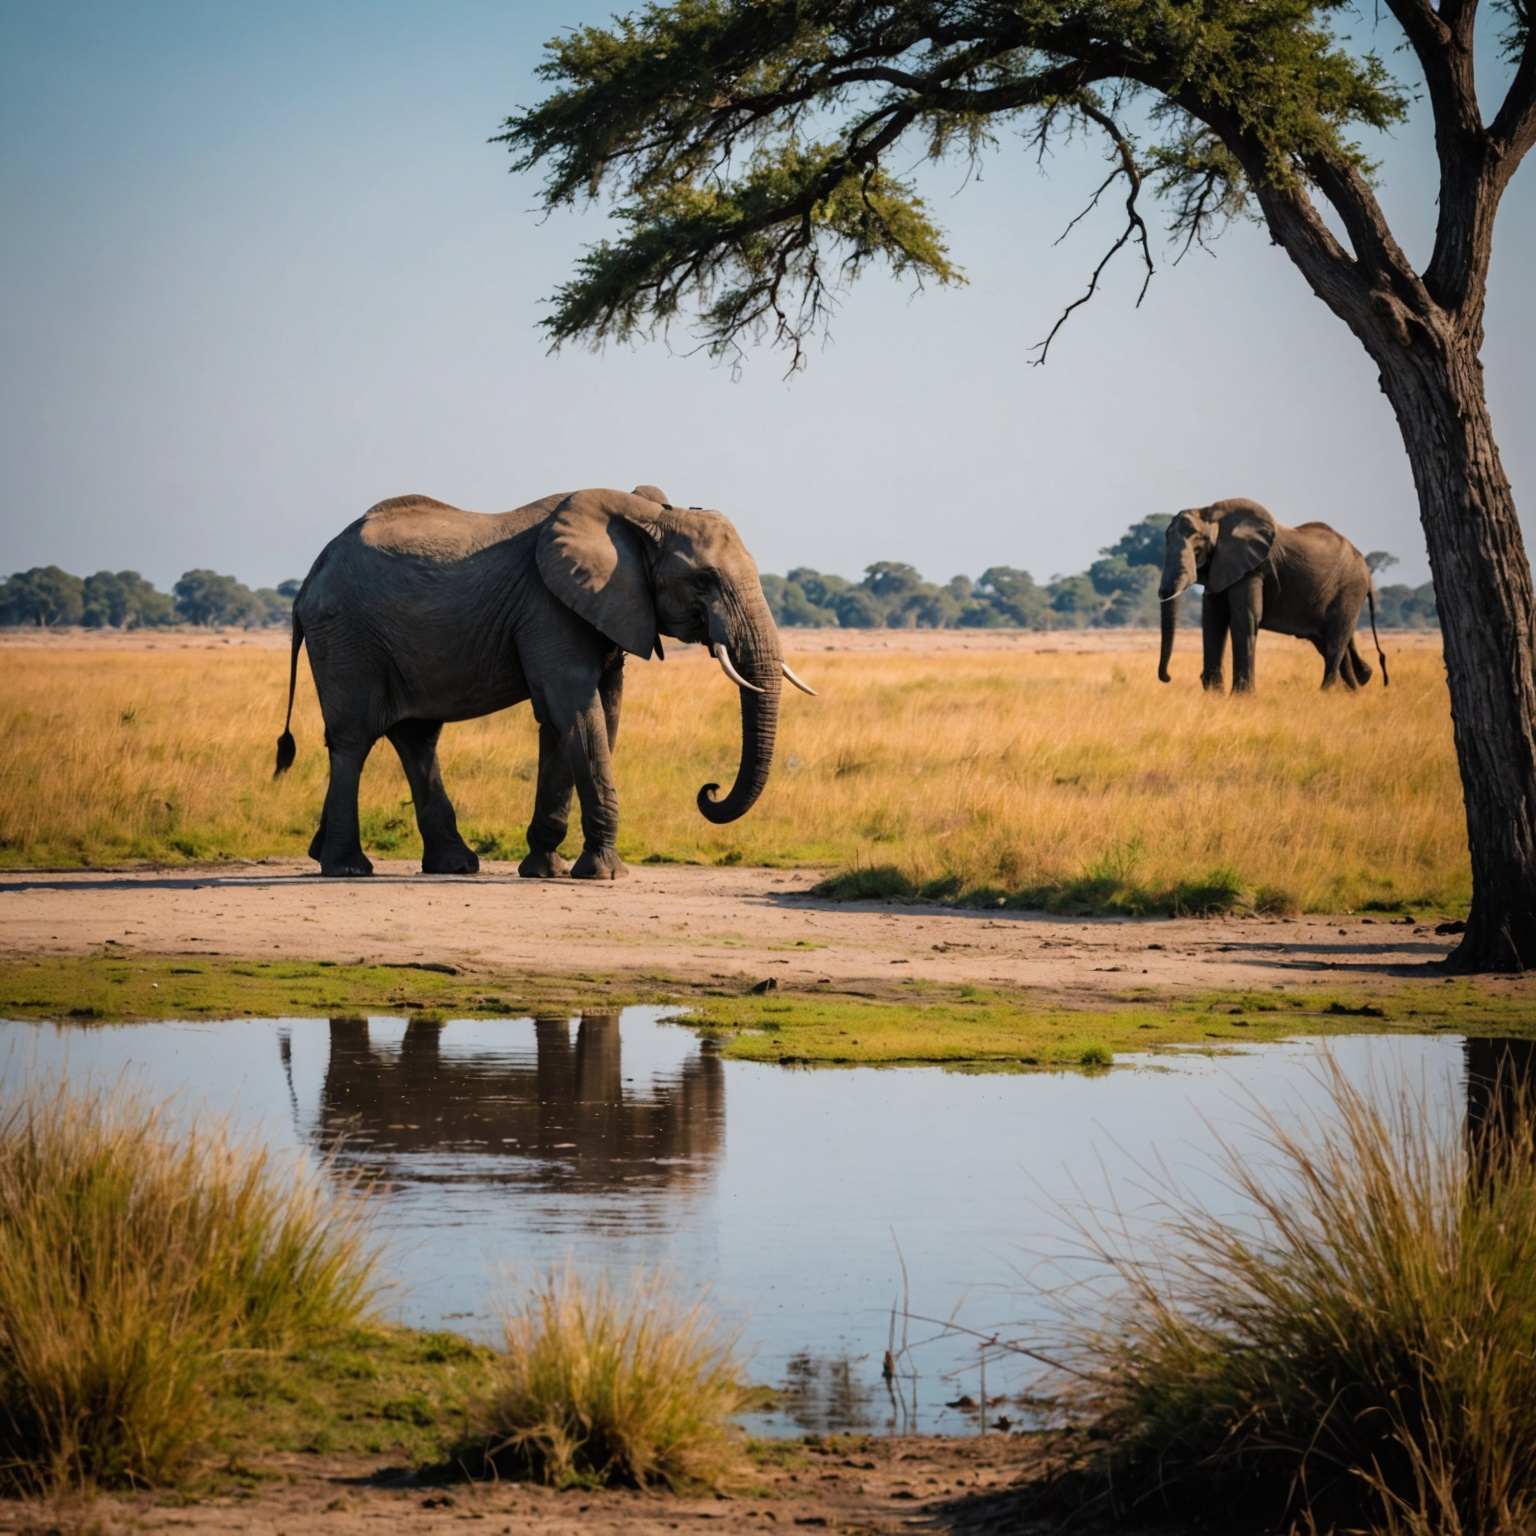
[4,625,1535,1536]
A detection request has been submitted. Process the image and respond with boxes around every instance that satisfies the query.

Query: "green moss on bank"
[674,984,1536,1069]
[2,955,1528,1072]
[208,1326,497,1477]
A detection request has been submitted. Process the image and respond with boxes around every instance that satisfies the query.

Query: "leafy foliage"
[499,0,1410,364]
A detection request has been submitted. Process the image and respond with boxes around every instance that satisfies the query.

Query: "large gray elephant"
[1157,498,1389,694]
[273,485,813,878]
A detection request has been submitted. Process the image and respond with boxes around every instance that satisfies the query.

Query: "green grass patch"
[210,1325,497,1470]
[674,985,1536,1068]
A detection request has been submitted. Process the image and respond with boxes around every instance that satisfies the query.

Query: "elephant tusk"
[781,661,817,696]
[711,642,764,694]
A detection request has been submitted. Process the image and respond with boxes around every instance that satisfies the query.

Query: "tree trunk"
[1376,327,1536,971]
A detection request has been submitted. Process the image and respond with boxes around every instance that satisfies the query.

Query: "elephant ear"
[537,489,661,659]
[1206,502,1278,593]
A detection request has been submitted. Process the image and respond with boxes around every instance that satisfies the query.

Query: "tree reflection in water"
[309,1014,724,1201]
[1464,1036,1536,1184]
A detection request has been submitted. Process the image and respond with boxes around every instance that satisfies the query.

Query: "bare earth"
[0,859,1494,1003]
[0,1436,1074,1536]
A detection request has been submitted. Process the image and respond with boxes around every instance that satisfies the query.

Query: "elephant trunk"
[1158,590,1179,683]
[698,598,782,824]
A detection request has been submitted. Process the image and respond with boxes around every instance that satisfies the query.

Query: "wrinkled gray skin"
[1157,498,1388,694]
[274,486,786,879]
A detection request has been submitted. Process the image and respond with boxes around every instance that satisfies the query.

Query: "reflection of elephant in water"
[314,1015,724,1194]
[274,485,815,878]
[1157,499,1389,693]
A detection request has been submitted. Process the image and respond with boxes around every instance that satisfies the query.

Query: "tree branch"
[1032,104,1154,364]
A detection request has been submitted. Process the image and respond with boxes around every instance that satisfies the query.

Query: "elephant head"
[1157,499,1277,682]
[537,487,813,823]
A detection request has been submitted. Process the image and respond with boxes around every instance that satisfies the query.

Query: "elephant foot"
[518,848,571,879]
[422,844,480,875]
[1200,672,1225,693]
[319,852,374,878]
[571,846,628,881]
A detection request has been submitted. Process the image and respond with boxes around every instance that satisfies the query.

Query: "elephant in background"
[273,484,815,878]
[1157,498,1389,693]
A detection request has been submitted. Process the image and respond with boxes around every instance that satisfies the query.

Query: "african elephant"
[1157,498,1389,694]
[273,485,814,878]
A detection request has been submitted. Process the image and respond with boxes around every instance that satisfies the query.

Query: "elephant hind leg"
[388,719,478,875]
[315,738,377,877]
[1346,639,1374,687]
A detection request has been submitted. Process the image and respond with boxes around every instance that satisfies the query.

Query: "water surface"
[0,1010,1508,1434]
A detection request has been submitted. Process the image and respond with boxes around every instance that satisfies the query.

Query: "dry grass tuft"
[1051,1056,1536,1535]
[459,1267,747,1491]
[0,632,1465,912]
[0,1083,375,1493]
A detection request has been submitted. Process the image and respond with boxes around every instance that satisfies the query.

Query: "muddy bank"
[0,861,1503,1011]
[0,1435,1062,1535]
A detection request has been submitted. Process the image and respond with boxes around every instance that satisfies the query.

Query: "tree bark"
[1374,324,1536,971]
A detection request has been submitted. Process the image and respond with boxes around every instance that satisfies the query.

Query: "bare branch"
[1031,103,1153,366]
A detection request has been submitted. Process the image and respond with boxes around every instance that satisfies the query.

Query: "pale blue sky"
[1,0,1531,591]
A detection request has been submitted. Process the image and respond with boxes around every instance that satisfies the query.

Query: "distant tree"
[252,588,294,626]
[1100,566,1162,627]
[1365,550,1401,576]
[832,588,883,629]
[861,561,925,602]
[1047,574,1103,627]
[276,578,303,600]
[944,574,973,604]
[81,570,174,629]
[973,566,1049,627]
[1099,517,1173,570]
[786,568,849,611]
[173,570,263,627]
[0,567,85,626]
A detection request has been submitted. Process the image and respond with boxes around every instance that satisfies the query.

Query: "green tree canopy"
[0,567,85,627]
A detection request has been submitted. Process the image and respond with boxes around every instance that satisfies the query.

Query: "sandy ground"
[0,859,1507,1005]
[1,1437,1067,1536]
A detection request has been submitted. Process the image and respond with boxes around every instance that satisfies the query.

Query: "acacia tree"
[500,0,1536,971]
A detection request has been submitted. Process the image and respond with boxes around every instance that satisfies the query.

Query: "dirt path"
[2,1436,1060,1535]
[0,860,1499,1006]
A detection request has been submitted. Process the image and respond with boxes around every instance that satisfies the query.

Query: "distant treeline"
[1,517,1440,630]
[762,518,1439,630]
[0,568,300,629]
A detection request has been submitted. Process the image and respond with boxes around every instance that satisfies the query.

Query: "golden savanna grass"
[0,1082,375,1493]
[458,1267,748,1490]
[0,631,1463,912]
[1052,1056,1536,1534]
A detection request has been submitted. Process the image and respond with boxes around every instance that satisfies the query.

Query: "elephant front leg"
[1200,589,1230,692]
[559,693,628,881]
[1229,577,1262,694]
[519,720,573,878]
[388,719,479,874]
[314,740,376,877]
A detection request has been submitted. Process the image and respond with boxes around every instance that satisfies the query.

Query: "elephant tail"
[274,609,304,776]
[1367,586,1389,688]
